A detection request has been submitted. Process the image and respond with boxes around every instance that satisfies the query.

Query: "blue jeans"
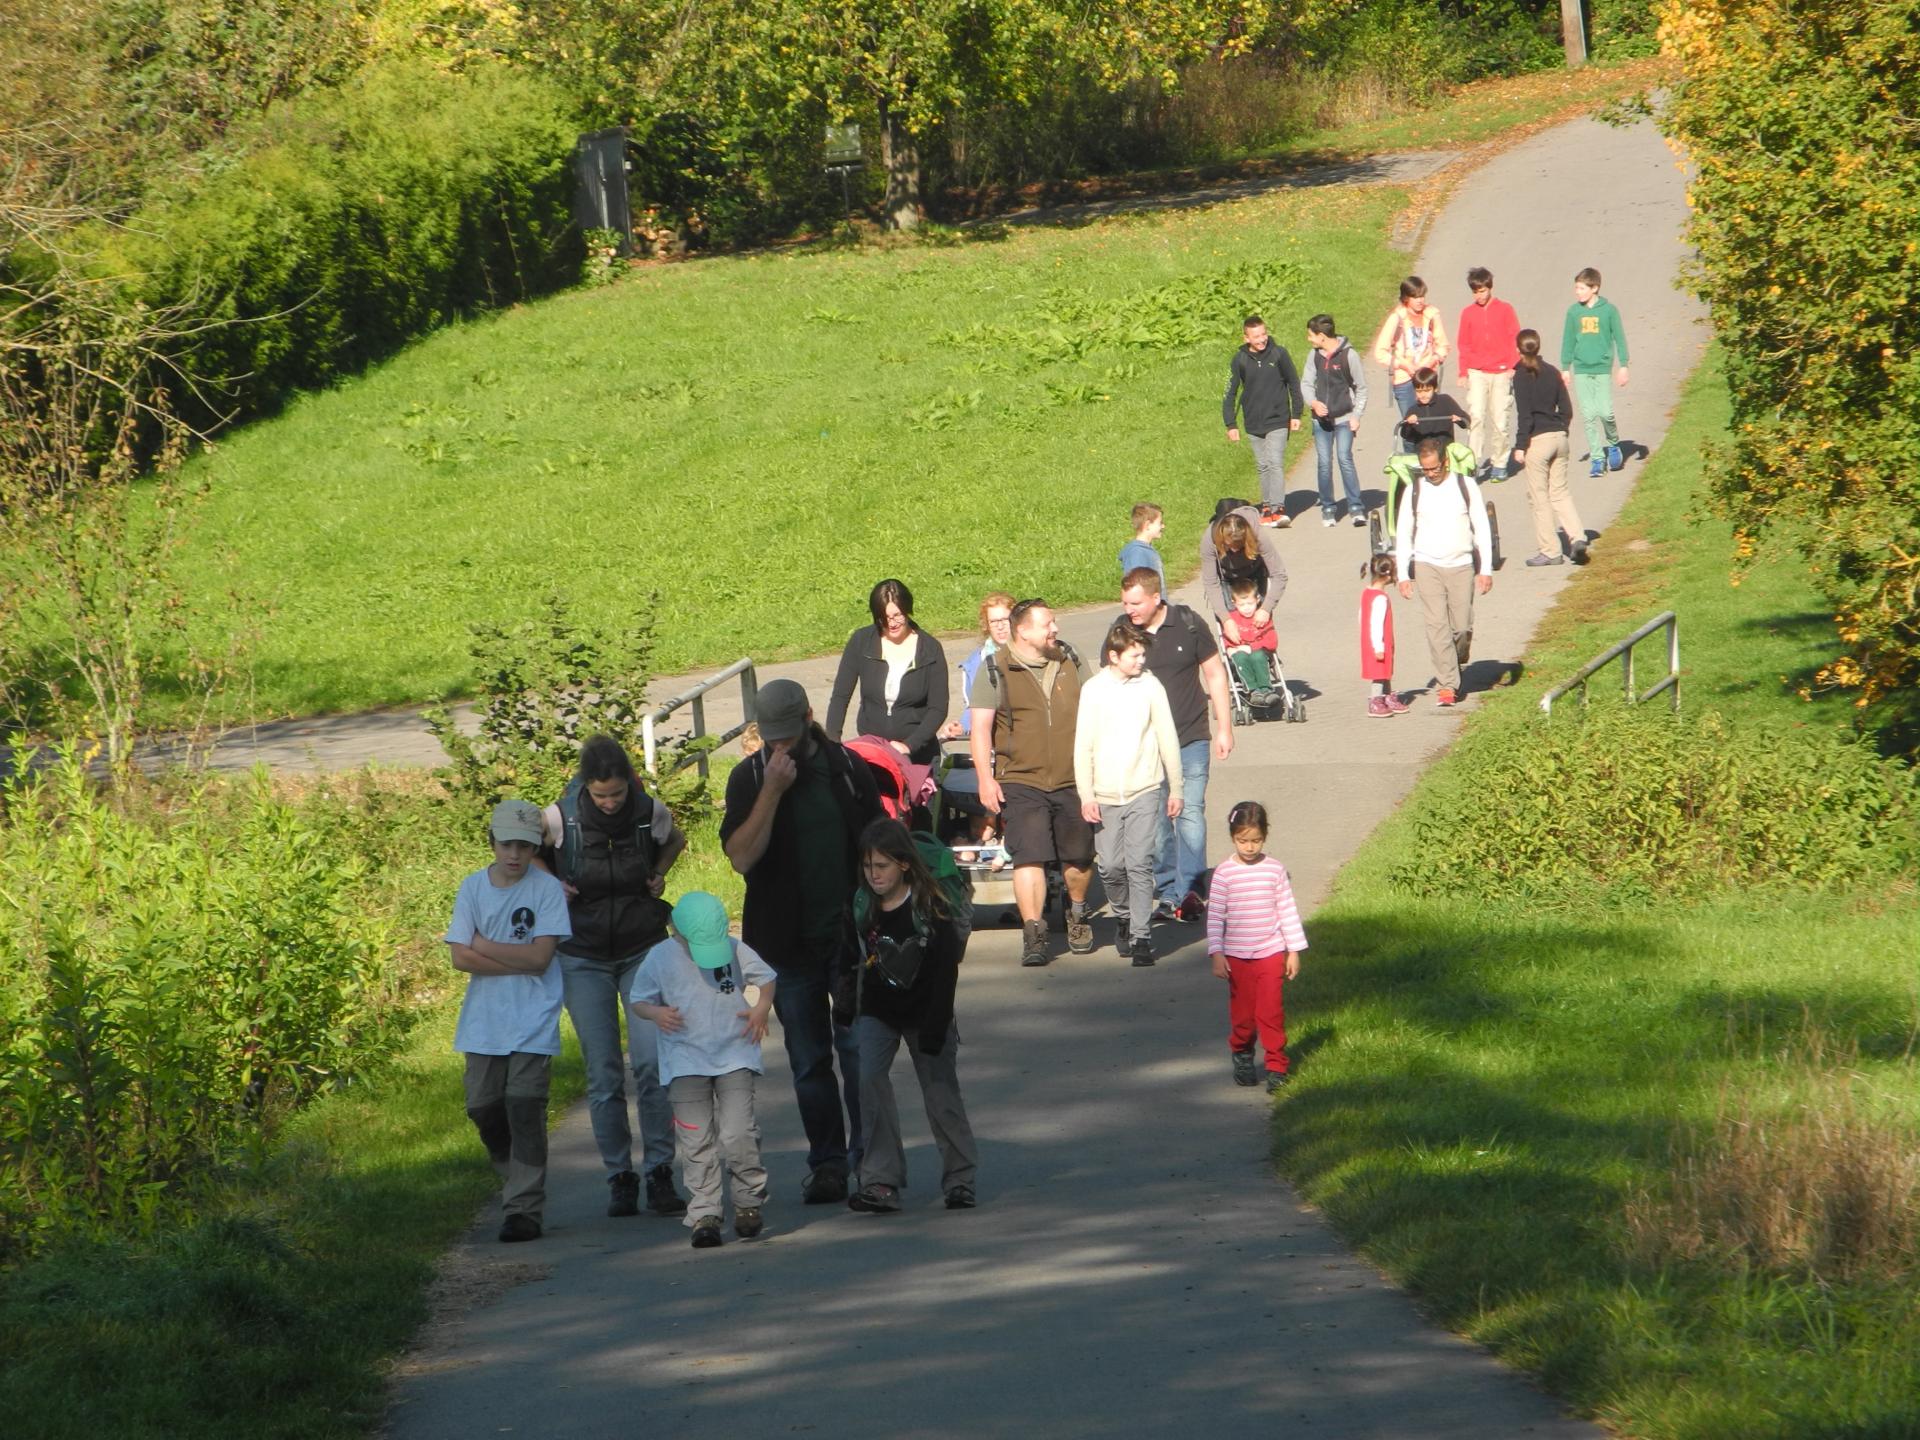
[561,951,674,1176]
[1391,379,1416,454]
[1155,738,1212,902]
[1312,418,1362,517]
[770,964,861,1177]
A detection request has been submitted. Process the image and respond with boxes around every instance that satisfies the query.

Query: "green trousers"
[1573,370,1618,458]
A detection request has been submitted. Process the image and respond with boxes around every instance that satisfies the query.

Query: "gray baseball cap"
[755,678,810,742]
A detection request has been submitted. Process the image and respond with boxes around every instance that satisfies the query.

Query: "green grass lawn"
[1281,354,1920,1440]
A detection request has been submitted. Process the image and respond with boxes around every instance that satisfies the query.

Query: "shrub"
[1401,704,1917,904]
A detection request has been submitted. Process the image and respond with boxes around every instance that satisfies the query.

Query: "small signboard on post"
[823,124,862,223]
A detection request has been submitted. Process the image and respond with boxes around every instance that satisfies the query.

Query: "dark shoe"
[1570,539,1591,565]
[1020,919,1051,967]
[1114,919,1132,955]
[945,1185,977,1210]
[645,1162,687,1216]
[848,1183,902,1213]
[498,1213,542,1243]
[607,1169,640,1218]
[1176,889,1205,923]
[1266,1070,1292,1093]
[691,1216,724,1249]
[1065,905,1094,954]
[734,1207,764,1240]
[1232,1049,1258,1087]
[1130,933,1155,968]
[802,1168,849,1205]
[1352,511,1367,528]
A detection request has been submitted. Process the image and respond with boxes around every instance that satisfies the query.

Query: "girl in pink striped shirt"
[1206,801,1307,1093]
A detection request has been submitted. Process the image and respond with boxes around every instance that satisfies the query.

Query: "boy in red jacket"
[1455,266,1520,481]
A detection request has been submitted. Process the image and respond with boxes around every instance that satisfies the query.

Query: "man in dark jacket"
[1223,314,1305,521]
[721,678,881,1203]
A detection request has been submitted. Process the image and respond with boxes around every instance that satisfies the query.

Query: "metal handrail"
[642,658,759,777]
[1540,612,1679,716]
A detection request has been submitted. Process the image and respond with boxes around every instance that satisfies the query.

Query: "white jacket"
[1073,670,1183,806]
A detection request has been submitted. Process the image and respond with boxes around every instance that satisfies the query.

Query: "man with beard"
[967,599,1096,969]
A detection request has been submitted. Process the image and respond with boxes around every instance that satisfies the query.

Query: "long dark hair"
[869,578,915,632]
[858,818,949,924]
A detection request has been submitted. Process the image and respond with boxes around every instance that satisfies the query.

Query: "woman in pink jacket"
[1371,276,1449,455]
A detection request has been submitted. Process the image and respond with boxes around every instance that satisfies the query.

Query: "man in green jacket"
[1561,266,1630,477]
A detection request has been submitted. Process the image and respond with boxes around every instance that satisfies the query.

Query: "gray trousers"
[463,1051,552,1221]
[561,950,674,1176]
[1247,428,1290,508]
[855,1017,978,1193]
[1093,787,1163,927]
[667,1070,768,1222]
[1414,561,1476,692]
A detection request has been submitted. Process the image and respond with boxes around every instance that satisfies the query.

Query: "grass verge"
[1280,352,1920,1439]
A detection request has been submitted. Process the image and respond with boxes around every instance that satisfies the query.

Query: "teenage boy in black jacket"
[1222,314,1305,521]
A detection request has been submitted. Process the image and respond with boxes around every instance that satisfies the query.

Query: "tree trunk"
[1560,0,1589,67]
[877,98,923,231]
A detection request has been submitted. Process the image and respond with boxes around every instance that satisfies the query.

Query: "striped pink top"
[1206,855,1308,959]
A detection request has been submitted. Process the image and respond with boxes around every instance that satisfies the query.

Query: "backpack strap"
[556,776,657,885]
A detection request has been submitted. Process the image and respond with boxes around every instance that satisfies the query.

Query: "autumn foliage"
[1660,0,1920,731]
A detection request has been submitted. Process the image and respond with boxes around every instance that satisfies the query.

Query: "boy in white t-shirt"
[444,800,574,1243]
[628,892,778,1248]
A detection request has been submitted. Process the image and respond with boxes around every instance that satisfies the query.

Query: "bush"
[1588,0,1661,60]
[0,756,415,1258]
[94,59,579,431]
[1401,704,1917,904]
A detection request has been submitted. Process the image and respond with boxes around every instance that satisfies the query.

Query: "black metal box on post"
[573,127,633,254]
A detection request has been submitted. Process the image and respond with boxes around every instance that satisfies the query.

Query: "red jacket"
[1222,610,1277,653]
[1455,297,1520,378]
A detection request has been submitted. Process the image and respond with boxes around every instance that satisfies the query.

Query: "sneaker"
[645,1162,688,1216]
[1570,539,1591,566]
[498,1213,541,1243]
[607,1170,640,1218]
[1065,905,1094,955]
[1150,899,1179,925]
[1606,443,1624,472]
[691,1215,724,1249]
[1367,696,1392,718]
[1352,512,1367,528]
[1383,692,1411,714]
[1487,464,1508,482]
[1589,456,1606,478]
[1114,919,1132,955]
[1525,552,1566,567]
[801,1168,849,1205]
[1266,1071,1291,1093]
[734,1207,764,1240]
[1130,932,1155,967]
[1176,889,1205,923]
[848,1183,902,1214]
[944,1184,977,1210]
[1435,688,1457,707]
[1249,688,1277,708]
[1321,514,1337,528]
[1232,1049,1258,1087]
[1020,919,1051,968]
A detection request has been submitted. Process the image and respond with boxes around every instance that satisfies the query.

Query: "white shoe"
[1321,515,1337,528]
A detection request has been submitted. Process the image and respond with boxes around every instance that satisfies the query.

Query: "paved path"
[384,114,1703,1438]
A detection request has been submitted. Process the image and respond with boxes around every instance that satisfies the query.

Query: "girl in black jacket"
[1509,330,1589,566]
[842,819,977,1214]
[825,579,949,765]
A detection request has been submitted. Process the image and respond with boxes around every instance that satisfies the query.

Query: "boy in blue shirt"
[1117,502,1166,588]
[445,799,574,1242]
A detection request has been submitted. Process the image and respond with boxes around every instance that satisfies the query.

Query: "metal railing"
[642,658,759,777]
[1540,611,1679,716]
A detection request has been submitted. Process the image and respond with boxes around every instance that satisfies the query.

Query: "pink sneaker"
[1366,696,1391,718]
[1383,693,1410,714]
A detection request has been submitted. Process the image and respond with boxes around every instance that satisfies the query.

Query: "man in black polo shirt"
[721,678,880,1204]
[1119,568,1235,921]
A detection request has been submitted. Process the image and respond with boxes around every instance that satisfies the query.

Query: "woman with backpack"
[837,817,977,1214]
[539,734,690,1219]
[1371,276,1450,454]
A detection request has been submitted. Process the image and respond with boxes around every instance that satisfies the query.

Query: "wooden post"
[1561,0,1589,67]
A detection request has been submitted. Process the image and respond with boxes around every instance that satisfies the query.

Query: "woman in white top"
[825,578,950,765]
[1372,276,1450,455]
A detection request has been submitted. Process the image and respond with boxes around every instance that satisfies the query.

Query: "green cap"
[671,891,735,969]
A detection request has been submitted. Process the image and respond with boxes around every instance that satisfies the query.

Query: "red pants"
[1227,952,1289,1072]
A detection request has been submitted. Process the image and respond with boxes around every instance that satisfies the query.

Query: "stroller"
[1217,616,1305,726]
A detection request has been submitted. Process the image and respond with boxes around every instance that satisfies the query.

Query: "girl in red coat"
[1360,553,1406,717]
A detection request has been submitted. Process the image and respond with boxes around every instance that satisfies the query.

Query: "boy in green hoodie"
[1560,266,1630,477]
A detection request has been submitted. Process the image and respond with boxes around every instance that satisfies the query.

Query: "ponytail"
[1515,328,1543,376]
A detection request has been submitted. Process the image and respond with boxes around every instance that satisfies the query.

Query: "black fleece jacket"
[825,624,949,764]
[1512,361,1575,453]
[1223,341,1305,436]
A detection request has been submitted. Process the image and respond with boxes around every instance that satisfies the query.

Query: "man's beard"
[1036,640,1069,662]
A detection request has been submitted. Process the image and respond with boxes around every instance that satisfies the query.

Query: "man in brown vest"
[967,598,1095,968]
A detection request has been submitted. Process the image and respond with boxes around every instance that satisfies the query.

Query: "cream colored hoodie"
[1073,669,1184,807]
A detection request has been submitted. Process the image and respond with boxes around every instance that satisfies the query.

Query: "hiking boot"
[1589,456,1606,478]
[607,1169,640,1218]
[1020,919,1051,967]
[1367,696,1392,718]
[1606,443,1624,472]
[1435,688,1458,707]
[645,1162,687,1216]
[1065,904,1094,954]
[1266,1070,1292,1094]
[848,1183,902,1214]
[734,1207,764,1240]
[944,1184,977,1210]
[498,1213,542,1243]
[691,1216,724,1249]
[1232,1049,1258,1087]
[801,1168,848,1205]
[1525,552,1566,567]
[1130,932,1155,968]
[1383,693,1411,714]
[1570,539,1591,566]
